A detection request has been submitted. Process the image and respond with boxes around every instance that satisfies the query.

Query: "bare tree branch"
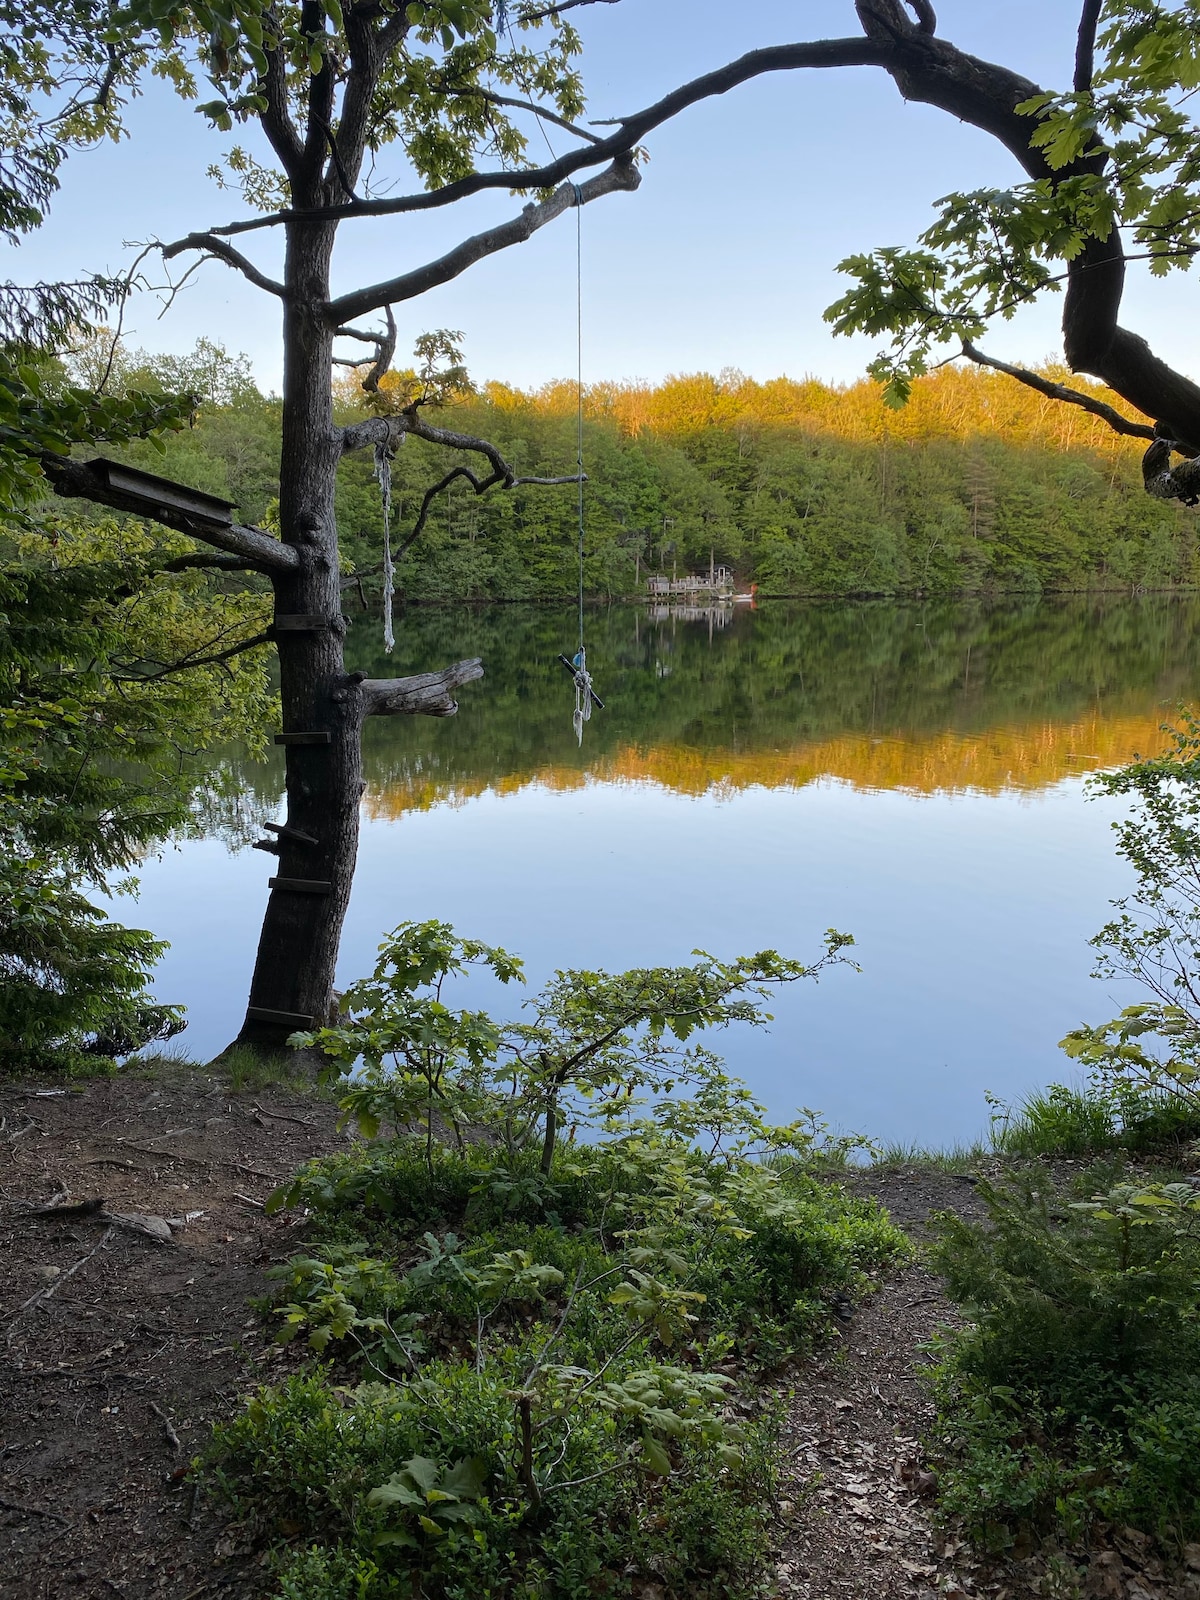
[960,340,1156,440]
[115,629,273,682]
[1144,438,1200,504]
[162,552,266,573]
[458,84,603,144]
[341,407,583,558]
[43,457,299,573]
[174,37,893,244]
[159,233,287,299]
[519,0,621,20]
[318,116,361,200]
[259,12,306,178]
[327,156,639,322]
[1074,0,1103,92]
[906,0,937,33]
[361,657,484,717]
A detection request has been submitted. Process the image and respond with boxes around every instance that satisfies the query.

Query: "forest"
[58,335,1200,603]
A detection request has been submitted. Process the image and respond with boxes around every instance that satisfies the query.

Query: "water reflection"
[162,596,1200,1145]
[344,595,1200,812]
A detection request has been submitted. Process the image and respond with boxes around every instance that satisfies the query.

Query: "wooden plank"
[274,731,331,746]
[269,877,333,895]
[264,821,319,846]
[90,458,236,525]
[246,1006,314,1028]
[273,614,329,631]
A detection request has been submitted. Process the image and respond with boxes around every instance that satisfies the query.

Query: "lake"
[129,595,1200,1150]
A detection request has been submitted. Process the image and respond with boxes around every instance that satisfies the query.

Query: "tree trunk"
[233,219,356,1054]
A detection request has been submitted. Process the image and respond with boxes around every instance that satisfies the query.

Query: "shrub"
[207,923,906,1597]
[929,1171,1200,1548]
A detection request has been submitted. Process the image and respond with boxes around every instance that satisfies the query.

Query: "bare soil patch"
[0,1062,345,1599]
[4,1075,1192,1600]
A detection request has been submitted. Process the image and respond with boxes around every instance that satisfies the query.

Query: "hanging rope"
[374,439,395,654]
[564,181,600,745]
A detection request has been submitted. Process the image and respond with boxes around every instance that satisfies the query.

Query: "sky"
[13,1,1200,394]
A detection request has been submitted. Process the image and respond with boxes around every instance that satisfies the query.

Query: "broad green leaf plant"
[1061,712,1200,1120]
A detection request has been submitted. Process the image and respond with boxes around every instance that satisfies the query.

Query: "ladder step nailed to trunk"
[272,614,339,632]
[268,877,334,895]
[245,1007,316,1030]
[263,821,319,846]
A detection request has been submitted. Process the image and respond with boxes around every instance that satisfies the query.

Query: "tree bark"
[233,217,356,1053]
[856,0,1200,461]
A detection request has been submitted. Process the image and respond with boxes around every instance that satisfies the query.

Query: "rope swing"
[374,438,396,654]
[557,183,605,743]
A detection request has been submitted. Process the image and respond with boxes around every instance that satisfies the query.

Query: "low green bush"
[929,1170,1200,1550]
[206,922,906,1598]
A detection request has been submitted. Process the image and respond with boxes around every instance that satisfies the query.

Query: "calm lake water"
[130,596,1200,1149]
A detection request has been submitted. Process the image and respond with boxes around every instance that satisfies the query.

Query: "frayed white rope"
[571,647,593,747]
[374,440,395,654]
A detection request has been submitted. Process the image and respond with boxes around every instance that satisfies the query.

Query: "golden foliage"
[477,364,1147,461]
[364,707,1175,820]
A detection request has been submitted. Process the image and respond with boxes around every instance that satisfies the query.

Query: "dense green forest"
[61,339,1200,601]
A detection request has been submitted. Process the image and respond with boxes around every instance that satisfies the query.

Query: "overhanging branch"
[114,628,273,682]
[162,552,266,573]
[960,341,1155,441]
[341,408,581,559]
[159,233,287,299]
[185,37,893,244]
[361,657,484,718]
[327,157,640,323]
[44,457,299,573]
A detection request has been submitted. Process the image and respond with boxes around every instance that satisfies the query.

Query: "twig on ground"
[0,1490,74,1524]
[250,1101,317,1129]
[4,1225,115,1342]
[231,1192,264,1210]
[150,1400,182,1453]
[227,1162,279,1182]
[23,1196,107,1218]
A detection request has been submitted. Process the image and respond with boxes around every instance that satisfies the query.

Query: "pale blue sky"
[16,1,1200,393]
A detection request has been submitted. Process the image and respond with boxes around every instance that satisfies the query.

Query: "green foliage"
[290,920,854,1176]
[210,928,905,1596]
[0,854,183,1072]
[826,3,1200,396]
[116,0,585,198]
[991,1080,1200,1157]
[930,1170,1200,1547]
[0,511,275,1070]
[1055,714,1200,1128]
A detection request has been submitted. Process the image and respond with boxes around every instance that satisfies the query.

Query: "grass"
[992,1080,1200,1159]
[213,1043,328,1096]
[869,1138,994,1172]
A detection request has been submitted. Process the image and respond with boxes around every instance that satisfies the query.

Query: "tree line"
[63,338,1200,604]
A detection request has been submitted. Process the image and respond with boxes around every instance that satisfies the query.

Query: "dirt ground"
[0,1062,343,1599]
[0,1067,1193,1600]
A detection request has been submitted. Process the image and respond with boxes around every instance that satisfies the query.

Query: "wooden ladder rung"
[274,731,331,746]
[273,614,329,631]
[269,876,333,895]
[246,1006,314,1028]
[264,821,319,846]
